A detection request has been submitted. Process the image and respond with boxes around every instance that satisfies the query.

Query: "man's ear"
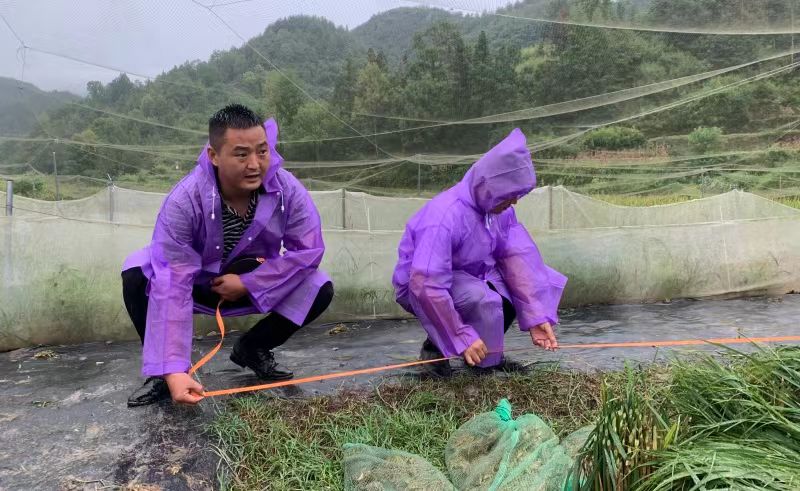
[207,145,219,168]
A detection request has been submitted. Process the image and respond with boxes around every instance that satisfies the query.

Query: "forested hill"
[5,0,798,180]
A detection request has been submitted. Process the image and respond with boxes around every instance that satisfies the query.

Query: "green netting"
[558,425,595,460]
[445,399,573,491]
[343,444,456,491]
[342,400,593,491]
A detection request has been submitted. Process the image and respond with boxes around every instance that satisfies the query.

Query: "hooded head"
[463,128,536,214]
[197,104,284,192]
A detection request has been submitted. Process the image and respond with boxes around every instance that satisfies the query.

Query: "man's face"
[207,126,270,195]
[490,197,518,214]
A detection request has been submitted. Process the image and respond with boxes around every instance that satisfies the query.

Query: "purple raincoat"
[392,128,566,367]
[122,119,330,377]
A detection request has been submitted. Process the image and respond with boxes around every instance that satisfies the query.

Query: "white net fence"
[3,186,800,349]
[3,0,800,348]
[5,184,800,229]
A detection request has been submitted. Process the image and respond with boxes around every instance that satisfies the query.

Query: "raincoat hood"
[460,128,536,213]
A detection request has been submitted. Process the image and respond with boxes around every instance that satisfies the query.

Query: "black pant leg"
[241,282,334,351]
[121,267,149,345]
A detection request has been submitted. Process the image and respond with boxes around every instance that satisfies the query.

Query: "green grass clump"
[574,347,800,491]
[639,347,800,490]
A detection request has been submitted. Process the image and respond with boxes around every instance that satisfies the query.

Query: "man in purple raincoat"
[392,128,566,376]
[122,104,333,406]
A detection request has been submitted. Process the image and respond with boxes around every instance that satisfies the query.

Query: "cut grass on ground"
[209,369,612,491]
[210,348,800,490]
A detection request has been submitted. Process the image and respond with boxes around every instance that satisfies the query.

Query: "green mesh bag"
[559,425,594,459]
[342,402,593,491]
[342,443,456,491]
[444,400,576,491]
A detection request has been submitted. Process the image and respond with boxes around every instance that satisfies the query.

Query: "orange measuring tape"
[189,303,800,398]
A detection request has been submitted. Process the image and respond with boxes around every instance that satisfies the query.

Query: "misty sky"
[0,0,515,95]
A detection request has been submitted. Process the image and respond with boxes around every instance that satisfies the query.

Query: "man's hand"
[530,322,558,351]
[463,338,489,366]
[164,373,204,405]
[211,274,248,302]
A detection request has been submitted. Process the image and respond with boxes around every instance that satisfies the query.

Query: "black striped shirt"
[221,191,258,262]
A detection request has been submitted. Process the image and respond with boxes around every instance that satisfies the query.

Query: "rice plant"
[572,367,679,491]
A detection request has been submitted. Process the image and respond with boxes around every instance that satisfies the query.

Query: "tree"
[209,50,248,84]
[263,71,307,127]
[291,103,340,138]
[532,26,703,107]
[332,58,361,117]
[66,128,101,175]
[404,22,471,119]
[515,43,556,103]
[490,44,521,113]
[470,31,492,116]
[688,126,723,153]
[241,67,268,97]
[86,81,104,101]
[287,102,343,161]
[375,51,388,71]
[140,92,178,122]
[578,0,613,21]
[647,0,774,66]
[196,61,222,87]
[353,62,393,117]
[639,77,785,135]
[104,74,137,108]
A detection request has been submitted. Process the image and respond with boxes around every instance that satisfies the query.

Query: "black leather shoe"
[419,339,452,378]
[494,357,531,373]
[230,344,294,381]
[466,364,495,376]
[127,376,170,407]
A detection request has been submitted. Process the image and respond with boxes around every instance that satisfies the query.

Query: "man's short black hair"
[208,104,264,151]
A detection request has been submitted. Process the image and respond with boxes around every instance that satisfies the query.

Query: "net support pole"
[417,163,421,195]
[107,175,115,223]
[341,188,346,230]
[52,150,60,201]
[4,180,12,217]
[3,179,12,288]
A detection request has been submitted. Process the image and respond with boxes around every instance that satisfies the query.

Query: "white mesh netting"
[3,186,800,349]
[4,0,800,348]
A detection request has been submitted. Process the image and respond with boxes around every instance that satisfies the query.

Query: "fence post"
[52,150,60,201]
[107,175,115,223]
[341,187,346,230]
[547,185,553,230]
[3,179,12,288]
[5,180,12,217]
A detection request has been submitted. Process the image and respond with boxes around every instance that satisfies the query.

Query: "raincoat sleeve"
[239,178,325,313]
[408,222,481,355]
[494,209,567,330]
[142,198,202,376]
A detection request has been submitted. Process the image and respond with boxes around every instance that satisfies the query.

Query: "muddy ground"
[1,295,798,490]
